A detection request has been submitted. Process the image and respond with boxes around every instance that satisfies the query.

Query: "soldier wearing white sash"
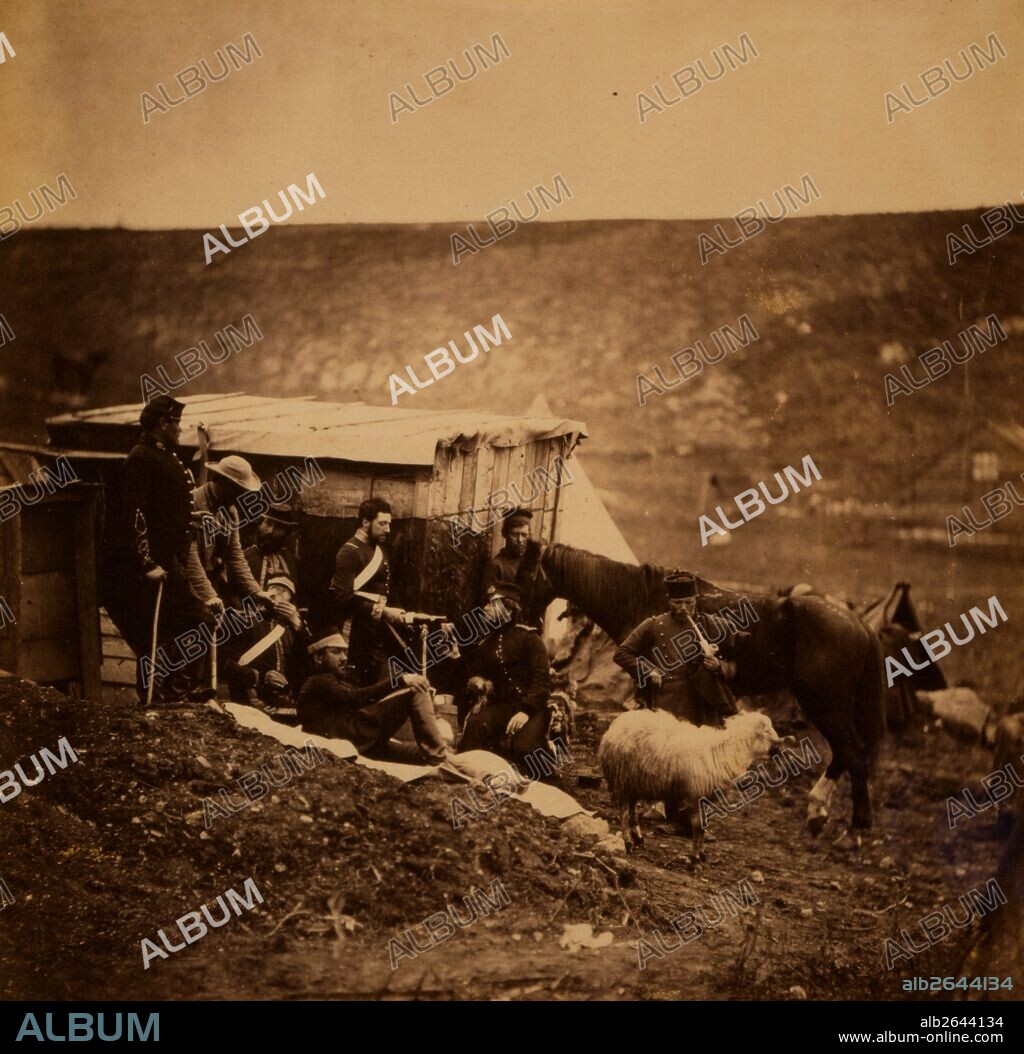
[330,497,408,683]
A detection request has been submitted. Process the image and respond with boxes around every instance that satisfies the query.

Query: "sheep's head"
[730,710,784,761]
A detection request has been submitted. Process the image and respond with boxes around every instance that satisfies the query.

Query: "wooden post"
[72,490,103,701]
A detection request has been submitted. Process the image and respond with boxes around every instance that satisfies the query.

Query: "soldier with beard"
[330,497,410,685]
[480,507,551,632]
[613,571,745,726]
[243,502,299,593]
[113,395,212,703]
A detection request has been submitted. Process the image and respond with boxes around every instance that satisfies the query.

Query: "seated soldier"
[459,582,556,774]
[224,573,310,711]
[297,627,448,763]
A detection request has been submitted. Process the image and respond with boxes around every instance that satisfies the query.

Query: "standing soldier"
[116,395,207,703]
[613,571,745,727]
[188,456,275,692]
[330,497,409,685]
[480,507,551,632]
[189,455,274,611]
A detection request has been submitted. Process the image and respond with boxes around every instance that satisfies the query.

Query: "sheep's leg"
[689,805,705,864]
[619,802,634,852]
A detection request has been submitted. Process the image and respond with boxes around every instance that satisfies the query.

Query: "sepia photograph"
[0,0,1022,1033]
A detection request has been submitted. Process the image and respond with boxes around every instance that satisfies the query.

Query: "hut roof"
[47,393,587,468]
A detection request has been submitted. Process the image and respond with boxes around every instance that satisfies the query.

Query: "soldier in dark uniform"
[613,571,745,727]
[480,508,551,632]
[330,497,409,684]
[114,395,209,703]
[459,582,555,770]
[243,503,299,593]
[297,627,448,763]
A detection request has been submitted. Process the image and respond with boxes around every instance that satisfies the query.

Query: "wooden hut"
[0,463,103,699]
[45,394,587,680]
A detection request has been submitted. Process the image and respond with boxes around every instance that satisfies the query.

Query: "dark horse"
[536,543,887,836]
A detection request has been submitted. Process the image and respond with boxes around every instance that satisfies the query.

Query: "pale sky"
[2,0,1020,227]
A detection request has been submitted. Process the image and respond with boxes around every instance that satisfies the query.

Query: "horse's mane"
[542,543,668,640]
[542,543,769,640]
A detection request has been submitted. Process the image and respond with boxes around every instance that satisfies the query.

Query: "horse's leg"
[848,751,873,831]
[807,768,840,836]
[798,702,849,835]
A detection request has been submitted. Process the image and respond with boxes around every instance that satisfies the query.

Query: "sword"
[237,622,287,666]
[145,579,164,707]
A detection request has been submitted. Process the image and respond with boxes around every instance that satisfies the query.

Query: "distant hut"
[45,394,586,682]
[905,422,1024,546]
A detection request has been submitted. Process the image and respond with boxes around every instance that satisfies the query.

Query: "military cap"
[665,570,698,599]
[139,394,185,429]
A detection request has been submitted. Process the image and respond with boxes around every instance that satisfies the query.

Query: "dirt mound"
[0,676,618,999]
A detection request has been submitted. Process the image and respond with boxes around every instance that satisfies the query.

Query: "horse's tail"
[856,624,888,761]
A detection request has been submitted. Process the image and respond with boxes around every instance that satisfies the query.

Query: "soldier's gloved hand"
[505,711,529,736]
[253,590,276,611]
[382,606,405,625]
[647,669,664,689]
[145,565,168,582]
[263,670,288,693]
[205,597,225,617]
[401,673,431,692]
[703,655,721,671]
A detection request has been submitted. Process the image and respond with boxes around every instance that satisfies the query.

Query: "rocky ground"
[0,673,1017,1001]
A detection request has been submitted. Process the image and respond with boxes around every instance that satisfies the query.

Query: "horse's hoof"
[807,814,827,837]
[633,833,645,849]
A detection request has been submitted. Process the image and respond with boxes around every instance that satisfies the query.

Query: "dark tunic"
[330,532,393,680]
[106,434,208,699]
[121,434,195,575]
[613,610,740,725]
[460,623,554,764]
[480,540,550,631]
[224,617,310,704]
[243,544,297,594]
[467,623,552,713]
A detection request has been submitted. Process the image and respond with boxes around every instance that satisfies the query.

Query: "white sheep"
[598,708,786,862]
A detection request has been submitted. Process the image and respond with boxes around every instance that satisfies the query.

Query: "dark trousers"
[311,687,447,762]
[460,701,551,770]
[654,667,738,727]
[108,560,205,702]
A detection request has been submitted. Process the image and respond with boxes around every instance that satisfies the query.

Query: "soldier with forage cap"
[296,626,448,762]
[113,394,208,702]
[459,581,555,771]
[480,507,551,633]
[613,570,745,727]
